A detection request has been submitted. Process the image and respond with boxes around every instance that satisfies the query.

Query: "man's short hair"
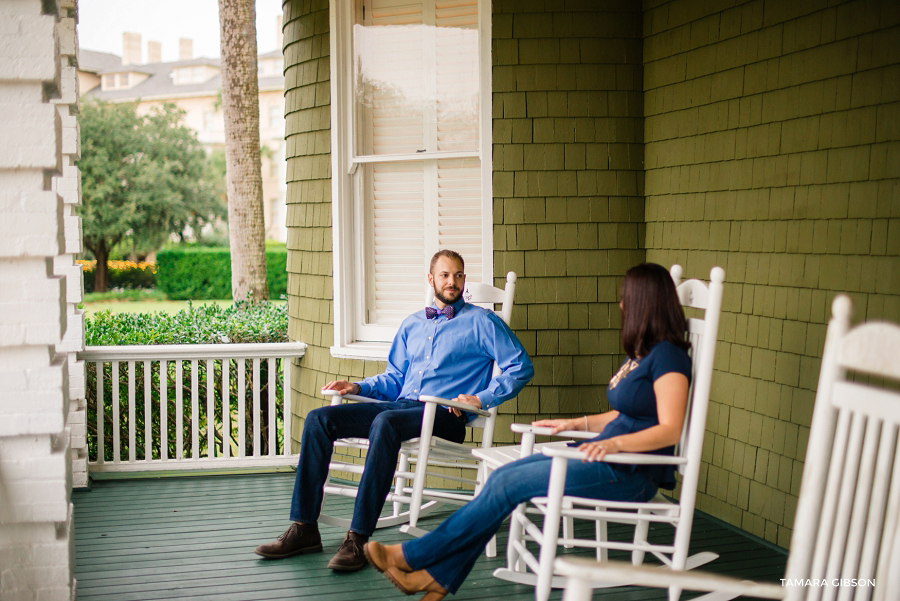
[429,249,465,274]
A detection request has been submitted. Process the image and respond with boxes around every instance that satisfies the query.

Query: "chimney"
[276,15,283,51]
[122,32,142,66]
[147,41,162,64]
[179,38,193,61]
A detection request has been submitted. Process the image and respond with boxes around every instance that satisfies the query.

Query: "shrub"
[85,300,288,346]
[78,260,157,293]
[155,247,288,300]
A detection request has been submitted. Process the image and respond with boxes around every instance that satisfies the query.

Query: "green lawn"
[82,299,285,316]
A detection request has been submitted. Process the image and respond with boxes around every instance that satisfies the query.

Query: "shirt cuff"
[475,390,496,410]
[354,381,371,397]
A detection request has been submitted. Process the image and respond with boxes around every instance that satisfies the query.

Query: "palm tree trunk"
[218,0,269,302]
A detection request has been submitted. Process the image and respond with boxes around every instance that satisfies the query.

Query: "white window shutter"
[437,158,482,284]
[368,161,427,326]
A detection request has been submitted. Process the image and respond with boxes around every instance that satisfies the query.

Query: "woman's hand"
[531,418,577,434]
[578,437,623,462]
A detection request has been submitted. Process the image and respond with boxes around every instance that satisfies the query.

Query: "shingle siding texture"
[643,0,900,548]
[491,0,645,436]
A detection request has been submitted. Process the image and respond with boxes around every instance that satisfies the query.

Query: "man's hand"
[322,380,361,396]
[450,394,482,417]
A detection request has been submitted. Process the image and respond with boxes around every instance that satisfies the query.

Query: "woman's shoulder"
[646,341,692,377]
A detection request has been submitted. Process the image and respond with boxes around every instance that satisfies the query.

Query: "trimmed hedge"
[156,247,287,300]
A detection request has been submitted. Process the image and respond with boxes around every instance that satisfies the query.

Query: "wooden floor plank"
[72,472,786,601]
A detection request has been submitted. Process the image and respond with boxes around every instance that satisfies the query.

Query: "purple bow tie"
[425,305,456,320]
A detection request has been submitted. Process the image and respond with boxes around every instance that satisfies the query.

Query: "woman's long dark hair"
[620,263,690,359]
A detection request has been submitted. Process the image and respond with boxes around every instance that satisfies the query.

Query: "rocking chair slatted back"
[785,296,900,601]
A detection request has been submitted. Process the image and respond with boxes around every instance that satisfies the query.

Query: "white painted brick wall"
[2,2,87,598]
[0,259,66,346]
[0,514,76,601]
[0,104,62,170]
[0,13,58,82]
[66,355,84,401]
[0,435,71,523]
[0,191,64,257]
[0,350,68,436]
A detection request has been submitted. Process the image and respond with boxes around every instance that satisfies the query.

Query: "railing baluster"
[112,361,120,463]
[144,360,152,462]
[176,360,183,460]
[128,361,136,463]
[222,359,230,459]
[191,359,199,459]
[238,358,246,459]
[207,359,215,459]
[268,357,276,457]
[283,357,291,456]
[80,342,307,471]
[160,360,168,461]
[96,361,104,464]
[253,358,261,457]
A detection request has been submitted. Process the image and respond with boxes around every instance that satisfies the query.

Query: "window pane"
[354,0,479,156]
[434,0,479,152]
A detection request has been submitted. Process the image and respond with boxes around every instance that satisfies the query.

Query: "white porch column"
[51,0,88,490]
[0,0,77,599]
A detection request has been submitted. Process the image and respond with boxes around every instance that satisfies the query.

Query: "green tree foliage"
[78,100,225,291]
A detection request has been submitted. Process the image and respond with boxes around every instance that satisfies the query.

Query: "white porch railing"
[79,342,306,473]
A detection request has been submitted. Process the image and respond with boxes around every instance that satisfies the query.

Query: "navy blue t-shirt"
[589,341,692,490]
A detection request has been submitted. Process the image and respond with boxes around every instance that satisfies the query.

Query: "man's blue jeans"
[290,399,467,536]
[401,452,659,594]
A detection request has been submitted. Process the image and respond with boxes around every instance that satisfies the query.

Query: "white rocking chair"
[492,265,725,601]
[319,272,518,535]
[555,293,900,601]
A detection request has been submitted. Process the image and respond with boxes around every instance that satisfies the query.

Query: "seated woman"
[363,262,693,601]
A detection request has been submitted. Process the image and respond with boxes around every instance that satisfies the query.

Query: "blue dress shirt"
[355,297,534,418]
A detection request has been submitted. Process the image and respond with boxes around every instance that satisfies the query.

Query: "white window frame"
[328,0,493,360]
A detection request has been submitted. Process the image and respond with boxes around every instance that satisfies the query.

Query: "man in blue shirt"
[255,250,534,571]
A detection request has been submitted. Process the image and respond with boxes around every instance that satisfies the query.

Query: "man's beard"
[434,284,461,305]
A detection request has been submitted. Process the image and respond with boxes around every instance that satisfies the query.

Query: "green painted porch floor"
[73,472,787,600]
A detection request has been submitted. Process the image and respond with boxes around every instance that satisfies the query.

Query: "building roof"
[80,49,284,101]
[78,49,124,74]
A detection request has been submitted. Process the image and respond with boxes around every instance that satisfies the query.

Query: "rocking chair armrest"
[541,445,688,466]
[554,557,785,599]
[511,423,598,440]
[322,390,388,404]
[417,395,492,417]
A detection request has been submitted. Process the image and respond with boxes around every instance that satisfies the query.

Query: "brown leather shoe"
[254,522,323,559]
[364,540,411,573]
[327,531,369,572]
[383,566,447,600]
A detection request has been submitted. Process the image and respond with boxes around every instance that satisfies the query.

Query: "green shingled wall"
[491,0,645,439]
[643,0,900,547]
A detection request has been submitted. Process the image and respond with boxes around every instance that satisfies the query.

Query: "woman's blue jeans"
[290,400,466,536]
[401,452,658,594]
